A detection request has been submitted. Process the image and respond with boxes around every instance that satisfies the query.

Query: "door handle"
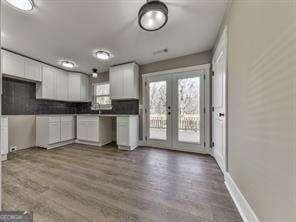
[167,106,171,110]
[168,112,171,115]
[219,113,225,117]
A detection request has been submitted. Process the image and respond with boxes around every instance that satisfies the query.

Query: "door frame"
[212,27,228,173]
[142,64,211,154]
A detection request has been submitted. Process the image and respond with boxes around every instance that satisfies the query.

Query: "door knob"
[168,112,171,115]
[219,113,225,117]
[168,106,171,110]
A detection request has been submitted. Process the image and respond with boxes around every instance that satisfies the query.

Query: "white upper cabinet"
[24,58,42,81]
[2,50,42,82]
[2,50,25,78]
[110,63,139,100]
[68,73,90,102]
[56,70,68,101]
[2,50,91,102]
[80,74,90,102]
[37,65,56,100]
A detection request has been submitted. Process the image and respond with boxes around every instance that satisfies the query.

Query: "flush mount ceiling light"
[5,0,34,11]
[94,50,113,61]
[59,60,76,69]
[138,0,168,31]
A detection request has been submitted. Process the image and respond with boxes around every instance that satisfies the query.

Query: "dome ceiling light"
[60,60,76,69]
[94,50,113,61]
[5,0,34,11]
[138,0,168,31]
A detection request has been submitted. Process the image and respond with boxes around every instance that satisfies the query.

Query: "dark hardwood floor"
[2,144,243,222]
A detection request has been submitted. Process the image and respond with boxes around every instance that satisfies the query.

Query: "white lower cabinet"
[76,116,112,146]
[1,117,9,161]
[117,116,138,150]
[61,116,75,142]
[36,115,75,149]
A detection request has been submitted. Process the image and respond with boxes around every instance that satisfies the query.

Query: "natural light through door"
[149,81,167,140]
[177,77,200,143]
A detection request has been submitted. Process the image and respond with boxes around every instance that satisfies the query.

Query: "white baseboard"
[225,173,260,222]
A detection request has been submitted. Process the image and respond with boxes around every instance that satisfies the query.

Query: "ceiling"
[1,0,227,74]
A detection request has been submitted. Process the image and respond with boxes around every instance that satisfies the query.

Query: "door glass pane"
[178,77,200,143]
[149,81,167,140]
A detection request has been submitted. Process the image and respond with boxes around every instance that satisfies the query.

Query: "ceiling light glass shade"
[5,0,34,11]
[138,0,168,31]
[61,61,75,69]
[95,50,113,60]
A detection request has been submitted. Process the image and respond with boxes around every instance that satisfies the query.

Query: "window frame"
[92,82,112,110]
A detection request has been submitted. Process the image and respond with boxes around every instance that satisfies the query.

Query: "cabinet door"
[87,120,99,142]
[61,120,74,141]
[42,66,56,99]
[49,122,61,144]
[68,74,81,101]
[123,67,133,98]
[77,120,88,141]
[110,67,123,100]
[24,58,42,81]
[80,75,88,101]
[56,70,68,101]
[2,50,25,77]
[117,118,129,146]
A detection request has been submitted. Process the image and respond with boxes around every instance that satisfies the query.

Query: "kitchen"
[1,52,140,155]
[1,0,292,222]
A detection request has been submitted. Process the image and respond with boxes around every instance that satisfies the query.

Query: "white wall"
[219,1,296,222]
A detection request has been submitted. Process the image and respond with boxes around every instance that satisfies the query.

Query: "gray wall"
[219,1,296,221]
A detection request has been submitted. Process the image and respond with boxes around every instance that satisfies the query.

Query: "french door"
[143,70,205,153]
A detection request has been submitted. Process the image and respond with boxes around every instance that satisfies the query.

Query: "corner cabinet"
[76,116,113,146]
[109,63,139,100]
[68,73,90,102]
[36,68,90,102]
[36,115,75,149]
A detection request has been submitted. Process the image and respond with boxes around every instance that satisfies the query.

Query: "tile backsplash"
[2,77,139,115]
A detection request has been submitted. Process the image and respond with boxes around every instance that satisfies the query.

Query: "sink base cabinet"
[36,116,75,149]
[76,116,112,147]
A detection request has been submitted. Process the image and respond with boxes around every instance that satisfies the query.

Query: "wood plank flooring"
[2,144,243,222]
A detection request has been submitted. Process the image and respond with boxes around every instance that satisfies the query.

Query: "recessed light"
[94,50,113,61]
[5,0,34,11]
[59,60,76,69]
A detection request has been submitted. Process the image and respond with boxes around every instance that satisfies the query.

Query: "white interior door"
[144,71,205,152]
[212,28,227,172]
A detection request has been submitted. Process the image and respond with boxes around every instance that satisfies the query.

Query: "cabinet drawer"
[61,116,74,122]
[48,116,60,123]
[117,117,129,126]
